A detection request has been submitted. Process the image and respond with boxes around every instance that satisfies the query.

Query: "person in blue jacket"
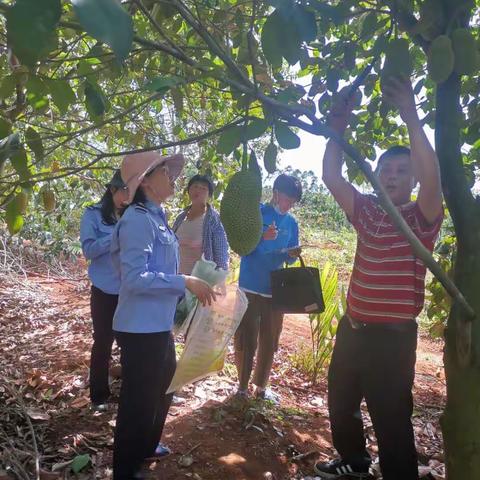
[110,151,216,480]
[235,174,302,403]
[80,170,129,410]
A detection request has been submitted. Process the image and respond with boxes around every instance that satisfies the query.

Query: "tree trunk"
[435,75,480,479]
[442,247,480,478]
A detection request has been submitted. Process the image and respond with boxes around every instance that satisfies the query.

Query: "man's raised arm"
[383,77,443,223]
[322,92,358,219]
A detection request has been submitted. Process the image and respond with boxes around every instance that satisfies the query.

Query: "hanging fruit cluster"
[418,0,479,83]
[381,0,478,87]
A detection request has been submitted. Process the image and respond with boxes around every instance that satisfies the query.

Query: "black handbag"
[271,256,325,314]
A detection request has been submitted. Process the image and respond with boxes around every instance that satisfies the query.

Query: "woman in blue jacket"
[111,151,216,480]
[172,174,229,273]
[80,170,129,410]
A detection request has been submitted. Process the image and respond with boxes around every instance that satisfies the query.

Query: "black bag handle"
[284,254,306,269]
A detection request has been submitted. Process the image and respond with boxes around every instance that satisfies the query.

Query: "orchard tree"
[1,0,480,477]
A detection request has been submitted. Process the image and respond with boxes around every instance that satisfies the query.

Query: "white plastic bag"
[167,286,248,394]
[174,256,228,335]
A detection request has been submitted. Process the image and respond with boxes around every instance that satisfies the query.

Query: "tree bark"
[435,74,480,479]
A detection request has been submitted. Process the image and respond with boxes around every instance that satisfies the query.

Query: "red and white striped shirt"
[347,192,443,324]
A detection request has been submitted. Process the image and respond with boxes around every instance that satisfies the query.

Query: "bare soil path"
[0,273,446,479]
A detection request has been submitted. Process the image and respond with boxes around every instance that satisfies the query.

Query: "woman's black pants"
[89,285,118,404]
[113,331,176,480]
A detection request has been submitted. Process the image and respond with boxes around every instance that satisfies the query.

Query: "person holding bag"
[234,174,302,403]
[110,151,216,480]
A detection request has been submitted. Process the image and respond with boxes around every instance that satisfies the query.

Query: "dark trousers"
[234,293,284,390]
[328,316,418,480]
[90,285,118,404]
[113,331,176,480]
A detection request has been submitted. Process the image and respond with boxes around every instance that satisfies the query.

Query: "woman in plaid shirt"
[173,174,229,273]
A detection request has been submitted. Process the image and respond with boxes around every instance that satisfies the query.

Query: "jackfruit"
[380,38,412,91]
[14,191,28,214]
[220,167,262,257]
[428,35,454,83]
[264,142,278,174]
[415,0,446,41]
[41,187,56,212]
[451,28,480,76]
[5,199,23,235]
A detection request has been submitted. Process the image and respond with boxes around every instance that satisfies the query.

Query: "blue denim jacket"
[80,204,120,295]
[111,201,186,333]
[172,205,229,271]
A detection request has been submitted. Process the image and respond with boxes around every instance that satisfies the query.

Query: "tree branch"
[43,92,163,141]
[0,118,247,190]
[285,113,476,321]
[170,0,253,88]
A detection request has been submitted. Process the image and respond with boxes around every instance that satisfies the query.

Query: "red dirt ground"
[0,273,446,480]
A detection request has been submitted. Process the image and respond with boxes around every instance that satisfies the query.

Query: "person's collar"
[144,199,165,215]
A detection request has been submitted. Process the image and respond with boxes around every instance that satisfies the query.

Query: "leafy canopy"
[0,0,478,233]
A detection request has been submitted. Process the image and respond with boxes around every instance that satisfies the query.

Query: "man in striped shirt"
[314,77,443,480]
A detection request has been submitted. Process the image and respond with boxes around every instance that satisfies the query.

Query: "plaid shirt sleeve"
[203,209,229,271]
[210,219,229,270]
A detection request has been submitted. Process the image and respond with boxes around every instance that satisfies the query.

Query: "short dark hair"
[273,174,302,202]
[377,145,411,169]
[187,174,214,197]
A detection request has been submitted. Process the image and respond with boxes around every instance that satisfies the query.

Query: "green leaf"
[48,80,76,115]
[5,200,24,235]
[71,454,91,474]
[6,0,61,67]
[0,75,16,100]
[25,127,44,163]
[248,150,262,179]
[326,69,340,93]
[261,10,284,67]
[360,12,377,39]
[144,76,184,93]
[217,127,241,155]
[245,118,269,140]
[84,81,107,120]
[275,123,301,149]
[293,6,317,43]
[26,76,49,110]
[72,0,134,62]
[0,118,12,140]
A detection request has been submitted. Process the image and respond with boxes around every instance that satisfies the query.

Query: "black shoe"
[314,458,370,479]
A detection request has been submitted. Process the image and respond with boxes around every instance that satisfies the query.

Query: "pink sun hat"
[120,151,185,203]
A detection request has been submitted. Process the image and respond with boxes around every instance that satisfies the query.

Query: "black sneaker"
[314,458,370,479]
